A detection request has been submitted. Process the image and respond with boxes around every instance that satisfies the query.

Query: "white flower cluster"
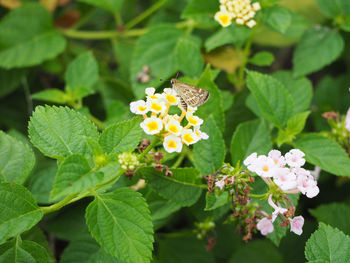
[346,108,350,132]
[214,0,261,28]
[118,152,140,170]
[130,88,209,153]
[244,149,320,198]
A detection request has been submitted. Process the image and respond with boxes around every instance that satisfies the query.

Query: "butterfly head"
[170,78,178,86]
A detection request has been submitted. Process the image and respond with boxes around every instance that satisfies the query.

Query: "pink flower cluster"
[256,195,304,236]
[244,149,319,198]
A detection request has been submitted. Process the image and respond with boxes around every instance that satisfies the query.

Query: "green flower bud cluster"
[118,153,140,170]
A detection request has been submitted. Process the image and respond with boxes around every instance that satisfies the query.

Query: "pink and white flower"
[285,149,305,168]
[254,155,276,177]
[297,173,319,198]
[290,216,304,235]
[244,152,258,172]
[268,150,286,167]
[273,168,297,191]
[345,108,350,132]
[268,195,288,222]
[257,217,274,235]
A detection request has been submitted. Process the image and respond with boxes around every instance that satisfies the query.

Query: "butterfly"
[170,78,210,111]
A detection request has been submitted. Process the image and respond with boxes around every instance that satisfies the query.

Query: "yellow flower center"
[262,165,269,172]
[168,140,177,149]
[151,103,162,112]
[138,106,147,111]
[150,95,158,99]
[183,133,194,144]
[168,125,179,134]
[219,15,230,25]
[166,94,177,104]
[188,116,198,125]
[147,121,159,132]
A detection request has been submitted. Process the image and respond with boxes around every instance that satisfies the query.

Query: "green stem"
[41,194,77,214]
[124,0,168,30]
[249,193,267,199]
[186,150,195,165]
[172,148,187,168]
[138,137,160,160]
[236,15,261,90]
[114,13,123,27]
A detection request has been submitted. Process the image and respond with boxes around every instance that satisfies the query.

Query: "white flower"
[268,150,285,167]
[146,99,166,114]
[215,178,226,190]
[268,195,288,222]
[194,126,209,140]
[252,2,261,11]
[145,87,162,100]
[165,119,182,136]
[163,88,179,105]
[257,217,274,235]
[140,117,163,135]
[273,168,297,191]
[163,135,183,153]
[214,10,233,27]
[246,20,256,28]
[254,155,276,177]
[181,129,200,146]
[285,149,305,168]
[345,108,350,132]
[187,106,197,113]
[130,100,148,115]
[243,152,258,172]
[186,114,203,127]
[297,173,319,198]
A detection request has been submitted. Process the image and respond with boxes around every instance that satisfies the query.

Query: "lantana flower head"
[244,148,319,199]
[215,0,261,28]
[130,87,209,153]
[256,217,274,235]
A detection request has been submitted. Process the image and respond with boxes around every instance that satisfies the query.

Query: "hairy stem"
[138,136,160,160]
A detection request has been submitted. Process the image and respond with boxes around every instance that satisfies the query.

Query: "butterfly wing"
[173,82,210,107]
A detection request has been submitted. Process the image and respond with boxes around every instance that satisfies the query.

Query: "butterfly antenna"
[175,72,180,79]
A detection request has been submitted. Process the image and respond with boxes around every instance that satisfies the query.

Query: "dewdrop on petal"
[140,116,163,135]
[163,135,183,153]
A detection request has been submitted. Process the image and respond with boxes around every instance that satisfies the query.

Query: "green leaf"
[175,36,204,77]
[246,70,294,128]
[221,90,234,112]
[99,116,143,154]
[0,68,26,98]
[61,237,118,263]
[0,131,35,184]
[262,6,292,34]
[78,0,125,13]
[182,0,217,17]
[272,71,313,114]
[193,115,225,175]
[277,111,310,146]
[65,52,99,99]
[138,167,203,207]
[296,133,350,177]
[249,51,275,66]
[316,0,350,18]
[0,237,50,263]
[131,25,203,98]
[229,240,283,263]
[27,162,56,204]
[305,223,350,263]
[293,27,344,77]
[230,119,272,165]
[195,66,225,132]
[105,100,131,127]
[32,89,68,104]
[0,3,66,69]
[310,203,350,236]
[0,183,43,244]
[204,24,250,52]
[28,105,99,159]
[159,236,215,263]
[51,154,104,200]
[205,191,229,211]
[85,188,154,263]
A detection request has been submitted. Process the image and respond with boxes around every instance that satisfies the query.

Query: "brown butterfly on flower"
[170,78,210,111]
